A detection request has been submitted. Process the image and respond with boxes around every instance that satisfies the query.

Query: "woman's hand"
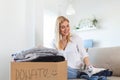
[84,65,94,77]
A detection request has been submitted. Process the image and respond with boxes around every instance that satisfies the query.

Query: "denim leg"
[80,75,99,80]
[67,67,78,79]
[80,75,89,80]
[89,76,99,80]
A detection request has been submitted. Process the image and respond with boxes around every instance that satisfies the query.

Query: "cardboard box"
[11,61,67,80]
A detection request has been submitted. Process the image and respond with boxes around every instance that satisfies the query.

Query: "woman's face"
[60,21,70,37]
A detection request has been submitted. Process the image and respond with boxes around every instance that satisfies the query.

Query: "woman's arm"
[83,56,93,74]
[83,56,91,66]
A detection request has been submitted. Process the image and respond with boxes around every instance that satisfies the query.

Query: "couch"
[69,46,120,80]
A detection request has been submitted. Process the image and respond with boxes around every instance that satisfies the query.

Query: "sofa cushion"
[88,46,120,76]
[107,76,120,80]
[68,76,120,80]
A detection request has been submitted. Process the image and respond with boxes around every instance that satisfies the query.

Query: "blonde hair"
[55,16,71,50]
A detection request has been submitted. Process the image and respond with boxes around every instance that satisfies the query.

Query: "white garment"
[83,65,106,77]
[48,34,88,69]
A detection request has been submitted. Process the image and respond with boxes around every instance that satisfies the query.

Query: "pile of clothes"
[77,65,113,80]
[12,47,65,62]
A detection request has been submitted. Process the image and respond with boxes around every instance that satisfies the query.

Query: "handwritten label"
[15,67,58,80]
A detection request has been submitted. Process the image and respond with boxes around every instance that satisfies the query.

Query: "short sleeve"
[75,35,89,60]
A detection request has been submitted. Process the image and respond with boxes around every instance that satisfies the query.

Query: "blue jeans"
[68,67,78,79]
[80,75,107,80]
[68,67,107,80]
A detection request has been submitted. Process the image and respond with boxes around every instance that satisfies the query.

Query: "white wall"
[43,10,58,47]
[40,0,120,48]
[0,0,35,80]
[69,0,120,48]
[36,0,120,48]
[25,0,35,47]
[35,0,44,46]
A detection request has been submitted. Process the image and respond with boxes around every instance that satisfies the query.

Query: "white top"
[48,34,88,69]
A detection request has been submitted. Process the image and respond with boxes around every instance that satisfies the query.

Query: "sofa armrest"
[88,47,120,76]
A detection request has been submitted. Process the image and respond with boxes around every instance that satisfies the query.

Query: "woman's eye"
[67,25,69,27]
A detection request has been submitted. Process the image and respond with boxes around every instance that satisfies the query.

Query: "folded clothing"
[92,69,113,77]
[77,69,113,79]
[13,47,64,62]
[30,56,65,62]
[81,65,108,77]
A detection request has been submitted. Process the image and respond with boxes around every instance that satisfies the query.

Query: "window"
[43,10,57,47]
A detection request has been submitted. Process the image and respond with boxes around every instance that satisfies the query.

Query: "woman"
[48,16,93,79]
[47,16,90,78]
